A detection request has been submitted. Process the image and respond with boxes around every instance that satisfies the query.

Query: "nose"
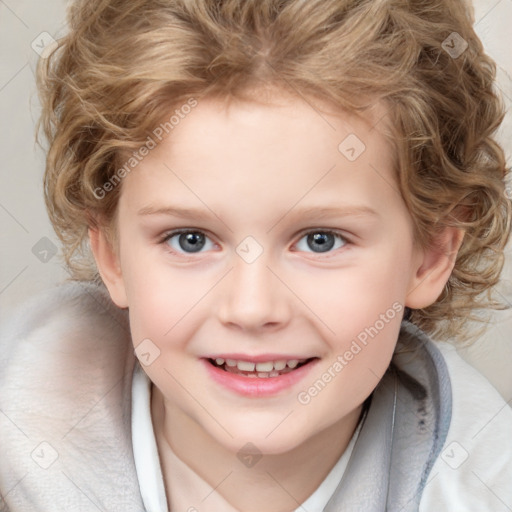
[216,250,292,333]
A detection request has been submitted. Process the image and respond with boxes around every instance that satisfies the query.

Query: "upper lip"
[203,353,316,362]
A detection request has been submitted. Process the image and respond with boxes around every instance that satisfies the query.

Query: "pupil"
[308,233,334,253]
[179,232,205,253]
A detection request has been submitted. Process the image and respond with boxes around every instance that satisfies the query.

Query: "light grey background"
[1,0,511,400]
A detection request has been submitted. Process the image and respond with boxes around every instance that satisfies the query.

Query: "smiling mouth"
[207,357,317,378]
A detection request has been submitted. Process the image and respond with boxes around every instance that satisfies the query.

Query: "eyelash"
[157,228,351,258]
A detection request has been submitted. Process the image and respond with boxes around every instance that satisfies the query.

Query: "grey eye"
[166,231,213,253]
[296,231,346,253]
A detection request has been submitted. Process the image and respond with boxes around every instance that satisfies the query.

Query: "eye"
[159,228,348,256]
[294,230,348,254]
[161,230,215,254]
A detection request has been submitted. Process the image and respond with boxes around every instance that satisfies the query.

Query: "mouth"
[202,355,319,397]
[206,357,317,378]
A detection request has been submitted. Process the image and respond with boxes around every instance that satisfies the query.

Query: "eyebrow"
[138,205,216,220]
[137,204,379,221]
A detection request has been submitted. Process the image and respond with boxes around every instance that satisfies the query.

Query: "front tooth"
[273,360,287,371]
[255,361,274,372]
[225,359,237,367]
[237,360,256,371]
[287,359,299,369]
[215,358,225,365]
[258,372,270,378]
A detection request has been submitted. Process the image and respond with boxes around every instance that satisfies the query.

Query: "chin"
[209,418,312,456]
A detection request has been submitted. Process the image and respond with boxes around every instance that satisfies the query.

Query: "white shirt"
[131,365,360,512]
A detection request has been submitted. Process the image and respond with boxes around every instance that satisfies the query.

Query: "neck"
[152,387,362,512]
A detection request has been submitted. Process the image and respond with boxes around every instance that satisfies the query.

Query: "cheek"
[312,304,403,417]
[117,237,201,339]
[305,244,411,385]
[295,251,409,344]
[126,281,196,350]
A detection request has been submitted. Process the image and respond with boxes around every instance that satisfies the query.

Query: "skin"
[90,88,462,511]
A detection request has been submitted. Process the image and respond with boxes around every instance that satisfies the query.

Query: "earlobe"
[406,228,464,310]
[88,227,128,308]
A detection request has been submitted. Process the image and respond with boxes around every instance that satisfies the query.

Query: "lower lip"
[202,358,318,397]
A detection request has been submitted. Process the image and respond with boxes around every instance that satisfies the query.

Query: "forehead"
[117,91,401,223]
[152,90,393,160]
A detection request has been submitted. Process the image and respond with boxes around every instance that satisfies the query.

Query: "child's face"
[97,91,442,454]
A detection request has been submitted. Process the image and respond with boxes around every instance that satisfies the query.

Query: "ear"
[88,227,128,308]
[406,227,464,310]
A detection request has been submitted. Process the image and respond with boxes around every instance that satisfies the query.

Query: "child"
[1,0,511,510]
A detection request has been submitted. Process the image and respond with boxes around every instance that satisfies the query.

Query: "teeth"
[273,360,287,370]
[213,357,309,372]
[237,360,256,372]
[255,361,274,372]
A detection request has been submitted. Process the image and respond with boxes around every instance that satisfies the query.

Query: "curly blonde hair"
[37,0,511,342]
